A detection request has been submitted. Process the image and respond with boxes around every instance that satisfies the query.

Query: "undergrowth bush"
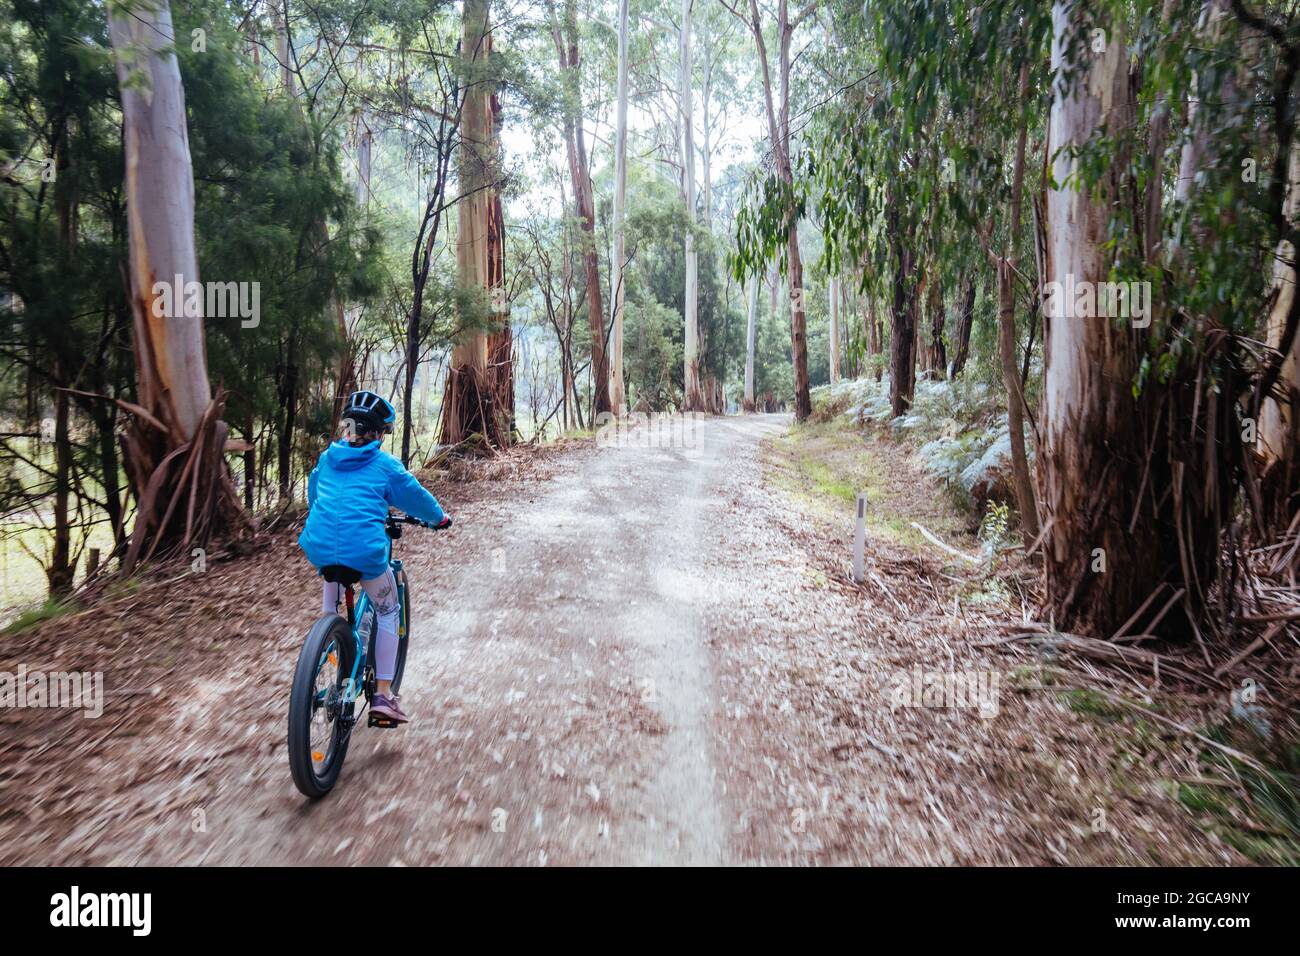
[810,374,1031,516]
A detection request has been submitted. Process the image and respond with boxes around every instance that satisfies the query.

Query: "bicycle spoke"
[308,639,342,769]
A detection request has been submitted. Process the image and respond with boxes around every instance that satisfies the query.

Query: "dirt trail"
[0,414,1236,865]
[0,416,782,865]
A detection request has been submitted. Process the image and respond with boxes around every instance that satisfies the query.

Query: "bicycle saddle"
[320,565,364,586]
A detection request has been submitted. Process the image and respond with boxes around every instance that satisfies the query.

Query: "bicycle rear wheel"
[391,568,411,695]
[288,614,356,798]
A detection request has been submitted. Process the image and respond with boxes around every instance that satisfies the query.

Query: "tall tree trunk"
[49,375,72,596]
[608,0,630,413]
[242,411,256,511]
[927,273,946,379]
[97,401,124,547]
[744,275,758,411]
[887,201,916,416]
[1143,0,1179,264]
[109,0,243,571]
[1261,143,1300,466]
[681,0,703,410]
[550,0,609,420]
[355,111,372,209]
[770,264,780,322]
[1041,5,1149,632]
[440,0,511,451]
[1002,56,1040,540]
[101,299,129,548]
[949,275,975,378]
[276,0,295,95]
[828,276,840,384]
[277,351,298,498]
[332,111,371,435]
[701,10,713,230]
[867,292,882,382]
[787,222,811,417]
[485,188,514,440]
[747,0,811,421]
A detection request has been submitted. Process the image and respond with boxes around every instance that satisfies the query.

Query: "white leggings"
[321,570,401,682]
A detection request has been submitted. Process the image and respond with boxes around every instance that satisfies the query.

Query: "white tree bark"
[745,0,812,419]
[1041,2,1145,630]
[700,9,712,229]
[681,0,701,409]
[108,0,211,442]
[277,0,295,96]
[609,0,630,414]
[1261,144,1300,461]
[1044,7,1126,448]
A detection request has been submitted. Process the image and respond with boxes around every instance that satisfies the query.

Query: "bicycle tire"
[391,567,411,695]
[288,614,356,798]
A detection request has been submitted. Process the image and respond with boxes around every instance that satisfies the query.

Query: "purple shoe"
[371,693,409,724]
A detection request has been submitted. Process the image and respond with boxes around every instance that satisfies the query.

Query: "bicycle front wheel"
[391,568,411,695]
[288,614,356,798]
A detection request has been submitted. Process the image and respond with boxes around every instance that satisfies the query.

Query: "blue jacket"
[297,440,446,578]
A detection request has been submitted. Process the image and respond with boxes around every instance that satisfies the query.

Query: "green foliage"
[175,6,382,433]
[2,597,79,634]
[0,0,388,602]
[1177,732,1300,866]
[978,501,1013,556]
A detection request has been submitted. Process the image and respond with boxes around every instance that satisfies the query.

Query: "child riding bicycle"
[297,390,451,725]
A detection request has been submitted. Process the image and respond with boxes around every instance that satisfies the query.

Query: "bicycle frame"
[328,526,409,719]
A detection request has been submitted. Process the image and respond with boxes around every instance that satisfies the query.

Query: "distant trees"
[549,0,611,421]
[729,0,814,421]
[731,0,1300,643]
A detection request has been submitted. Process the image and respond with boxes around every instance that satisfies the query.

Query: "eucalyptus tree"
[726,0,815,421]
[609,0,632,412]
[1031,0,1300,634]
[548,0,612,419]
[731,0,1300,639]
[440,0,515,452]
[680,0,703,409]
[107,0,247,570]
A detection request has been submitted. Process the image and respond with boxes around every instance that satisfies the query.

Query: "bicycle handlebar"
[387,513,452,530]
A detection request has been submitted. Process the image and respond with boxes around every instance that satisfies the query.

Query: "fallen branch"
[909,521,981,565]
[1213,621,1284,678]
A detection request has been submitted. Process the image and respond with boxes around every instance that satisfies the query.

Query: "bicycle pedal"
[367,713,399,729]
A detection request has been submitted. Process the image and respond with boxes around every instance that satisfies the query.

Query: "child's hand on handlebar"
[433,515,453,530]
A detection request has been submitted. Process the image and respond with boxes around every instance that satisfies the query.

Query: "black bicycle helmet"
[342,389,397,435]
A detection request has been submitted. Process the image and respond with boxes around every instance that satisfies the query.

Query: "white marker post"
[853,492,867,583]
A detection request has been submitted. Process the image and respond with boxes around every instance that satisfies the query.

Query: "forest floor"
[0,413,1261,865]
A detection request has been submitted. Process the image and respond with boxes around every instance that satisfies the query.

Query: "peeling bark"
[109,0,245,570]
[440,0,512,451]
